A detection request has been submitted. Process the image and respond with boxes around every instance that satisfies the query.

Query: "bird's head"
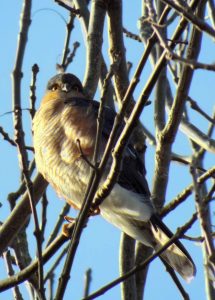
[41,73,85,105]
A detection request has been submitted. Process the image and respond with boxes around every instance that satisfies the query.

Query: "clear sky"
[0,1,214,300]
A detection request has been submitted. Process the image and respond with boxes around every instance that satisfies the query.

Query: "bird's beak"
[61,83,71,92]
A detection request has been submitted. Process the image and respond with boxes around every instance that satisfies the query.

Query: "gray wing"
[117,146,151,196]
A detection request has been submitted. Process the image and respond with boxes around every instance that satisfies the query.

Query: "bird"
[33,73,196,281]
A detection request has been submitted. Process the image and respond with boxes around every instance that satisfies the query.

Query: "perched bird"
[33,73,196,281]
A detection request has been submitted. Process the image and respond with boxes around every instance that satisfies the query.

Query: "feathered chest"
[33,100,96,206]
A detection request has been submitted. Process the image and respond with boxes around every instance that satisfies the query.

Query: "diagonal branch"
[160,0,215,39]
[0,223,75,292]
[161,166,215,217]
[0,173,48,256]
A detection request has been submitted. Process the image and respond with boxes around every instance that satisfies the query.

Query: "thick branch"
[0,174,48,256]
[83,0,106,98]
[152,0,203,210]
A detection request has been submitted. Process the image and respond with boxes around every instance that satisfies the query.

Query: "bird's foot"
[62,207,100,237]
[89,207,100,216]
[62,215,76,237]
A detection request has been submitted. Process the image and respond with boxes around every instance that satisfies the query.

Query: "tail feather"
[150,215,196,282]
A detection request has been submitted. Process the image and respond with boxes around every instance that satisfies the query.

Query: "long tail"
[150,215,196,282]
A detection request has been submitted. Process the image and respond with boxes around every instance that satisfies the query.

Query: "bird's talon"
[64,215,75,223]
[89,207,100,216]
[62,215,76,237]
[62,224,71,237]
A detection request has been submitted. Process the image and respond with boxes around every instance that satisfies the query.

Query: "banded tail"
[150,215,196,282]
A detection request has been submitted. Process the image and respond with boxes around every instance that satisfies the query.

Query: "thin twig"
[160,0,215,39]
[83,268,92,298]
[40,192,48,244]
[44,245,69,282]
[161,166,215,217]
[57,11,77,72]
[64,41,80,68]
[160,257,190,300]
[29,63,39,119]
[123,27,142,42]
[153,20,215,73]
[207,0,215,29]
[3,250,24,300]
[187,97,215,124]
[0,125,33,151]
[7,159,36,209]
[0,223,74,292]
[183,232,215,242]
[166,50,215,72]
[54,0,81,15]
[191,163,215,271]
[165,79,215,154]
[0,173,48,256]
[76,139,97,169]
[46,203,70,247]
[0,126,16,146]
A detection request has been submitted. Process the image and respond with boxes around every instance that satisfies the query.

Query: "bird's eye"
[51,84,58,91]
[72,85,80,92]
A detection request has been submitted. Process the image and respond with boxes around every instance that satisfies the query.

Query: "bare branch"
[44,245,69,282]
[40,193,48,244]
[11,0,45,296]
[0,125,16,147]
[187,97,215,124]
[0,174,48,256]
[107,0,130,104]
[119,234,137,300]
[29,63,39,119]
[152,0,204,210]
[191,163,215,276]
[123,27,142,42]
[160,0,215,39]
[134,242,152,300]
[83,268,92,298]
[0,223,75,292]
[56,11,77,72]
[161,166,215,217]
[83,0,106,98]
[54,0,81,15]
[207,0,215,29]
[166,82,215,153]
[3,250,24,300]
[46,203,70,247]
[73,0,114,103]
[160,257,190,300]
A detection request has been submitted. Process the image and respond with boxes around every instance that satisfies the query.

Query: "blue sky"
[0,1,214,299]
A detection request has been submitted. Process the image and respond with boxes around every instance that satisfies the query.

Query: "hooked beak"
[61,83,71,92]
